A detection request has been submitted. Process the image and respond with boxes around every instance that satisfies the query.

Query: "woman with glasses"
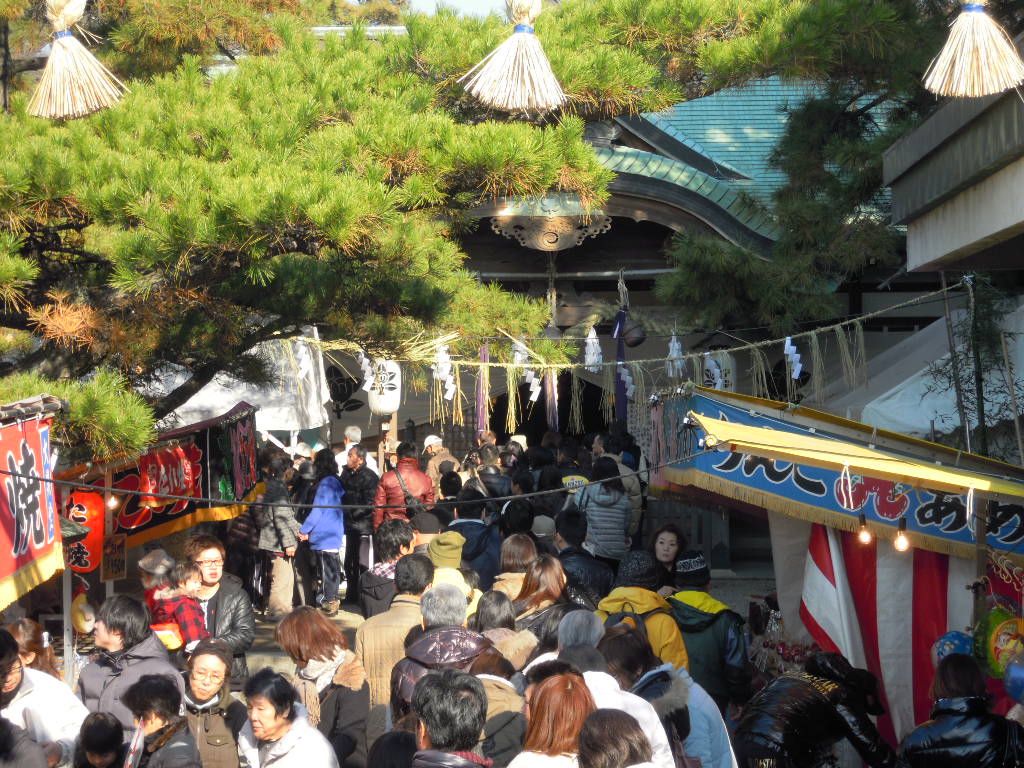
[182,639,246,768]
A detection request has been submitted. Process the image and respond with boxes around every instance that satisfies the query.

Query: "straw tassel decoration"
[835,326,856,388]
[28,0,127,119]
[569,370,583,434]
[923,0,1024,98]
[809,331,827,405]
[459,0,566,113]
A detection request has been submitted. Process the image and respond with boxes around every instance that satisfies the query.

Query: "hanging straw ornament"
[584,328,603,373]
[459,0,566,113]
[923,1,1024,98]
[28,0,127,120]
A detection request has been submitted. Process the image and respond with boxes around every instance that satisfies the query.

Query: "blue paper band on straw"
[54,30,73,39]
[963,3,984,10]
[513,24,534,33]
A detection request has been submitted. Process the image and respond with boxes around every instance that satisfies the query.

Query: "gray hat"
[138,548,175,576]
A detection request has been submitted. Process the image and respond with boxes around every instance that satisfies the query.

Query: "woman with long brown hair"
[578,710,654,768]
[507,672,596,768]
[493,534,538,600]
[4,619,59,679]
[513,555,568,632]
[275,607,369,768]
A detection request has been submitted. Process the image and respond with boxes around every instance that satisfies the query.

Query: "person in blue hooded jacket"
[299,449,346,616]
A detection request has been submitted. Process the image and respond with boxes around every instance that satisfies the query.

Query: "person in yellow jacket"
[594,551,688,670]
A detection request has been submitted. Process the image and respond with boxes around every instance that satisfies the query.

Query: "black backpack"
[602,605,671,640]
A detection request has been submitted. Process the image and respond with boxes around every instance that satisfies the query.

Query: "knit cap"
[613,550,662,592]
[428,530,465,569]
[674,550,711,588]
[189,637,234,672]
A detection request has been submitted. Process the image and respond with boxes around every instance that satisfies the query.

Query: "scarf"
[183,687,222,712]
[295,646,349,727]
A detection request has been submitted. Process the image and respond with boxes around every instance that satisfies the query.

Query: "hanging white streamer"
[666,333,685,379]
[784,336,803,379]
[618,363,635,399]
[433,345,457,401]
[357,351,375,392]
[584,328,603,373]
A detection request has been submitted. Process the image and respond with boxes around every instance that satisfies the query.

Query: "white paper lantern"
[368,359,401,415]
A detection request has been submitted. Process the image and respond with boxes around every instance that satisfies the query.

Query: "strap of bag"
[395,467,427,514]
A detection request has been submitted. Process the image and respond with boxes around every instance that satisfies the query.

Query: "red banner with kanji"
[0,418,62,609]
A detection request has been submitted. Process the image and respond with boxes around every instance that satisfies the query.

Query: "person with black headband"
[0,627,87,766]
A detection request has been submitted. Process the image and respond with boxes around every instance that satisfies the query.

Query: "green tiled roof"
[642,77,820,202]
[594,146,780,242]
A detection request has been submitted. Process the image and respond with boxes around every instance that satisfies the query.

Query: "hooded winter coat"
[237,709,339,768]
[0,720,46,768]
[412,751,493,768]
[476,675,526,768]
[258,477,301,554]
[293,652,369,768]
[448,518,502,590]
[668,589,751,711]
[576,485,631,561]
[137,718,202,768]
[1,666,87,767]
[630,664,690,753]
[77,632,186,740]
[359,569,397,619]
[300,475,346,551]
[595,588,689,671]
[373,459,434,529]
[896,696,1024,768]
[390,626,492,722]
[733,654,895,768]
[183,680,247,768]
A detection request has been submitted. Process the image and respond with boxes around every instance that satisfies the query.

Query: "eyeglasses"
[190,670,225,683]
[194,559,223,567]
[2,662,22,678]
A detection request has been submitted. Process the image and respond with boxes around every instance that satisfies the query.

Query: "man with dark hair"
[557,437,589,494]
[185,533,255,687]
[121,675,201,767]
[448,489,501,590]
[0,628,87,767]
[258,452,302,621]
[78,596,185,739]
[474,445,511,500]
[341,444,380,604]
[360,519,415,618]
[410,669,488,768]
[554,509,613,609]
[410,510,442,555]
[373,442,434,530]
[356,554,435,748]
[432,472,462,527]
[593,434,642,534]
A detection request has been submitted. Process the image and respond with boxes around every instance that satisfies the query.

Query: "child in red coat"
[151,561,210,651]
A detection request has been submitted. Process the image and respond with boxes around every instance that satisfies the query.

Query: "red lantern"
[63,491,104,573]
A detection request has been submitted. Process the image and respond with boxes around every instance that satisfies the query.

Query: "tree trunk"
[147,361,225,420]
[2,19,10,113]
[968,280,989,456]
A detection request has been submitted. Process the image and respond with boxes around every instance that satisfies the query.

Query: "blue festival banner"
[647,392,1024,559]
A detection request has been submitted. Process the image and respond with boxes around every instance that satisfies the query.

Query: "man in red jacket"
[373,442,435,530]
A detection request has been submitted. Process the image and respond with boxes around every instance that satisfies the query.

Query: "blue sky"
[407,0,506,17]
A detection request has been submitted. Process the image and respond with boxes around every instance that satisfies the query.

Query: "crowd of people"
[1,426,1023,767]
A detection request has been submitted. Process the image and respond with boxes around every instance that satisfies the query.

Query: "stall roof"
[0,395,65,425]
[159,401,258,440]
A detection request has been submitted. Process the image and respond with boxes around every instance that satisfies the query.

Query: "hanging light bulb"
[857,514,872,544]
[894,518,910,552]
[106,493,121,510]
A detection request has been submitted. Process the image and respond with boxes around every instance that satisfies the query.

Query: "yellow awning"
[691,412,1024,504]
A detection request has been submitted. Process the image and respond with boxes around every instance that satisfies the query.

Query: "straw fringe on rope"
[835,325,856,388]
[28,0,127,119]
[505,365,519,434]
[569,370,584,434]
[749,346,772,400]
[810,332,827,406]
[854,321,869,386]
[923,0,1024,98]
[601,364,615,424]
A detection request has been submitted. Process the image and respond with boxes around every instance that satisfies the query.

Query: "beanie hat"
[138,548,175,576]
[428,531,465,569]
[613,551,662,592]
[674,550,710,588]
[189,637,234,673]
[558,644,608,674]
[410,511,442,535]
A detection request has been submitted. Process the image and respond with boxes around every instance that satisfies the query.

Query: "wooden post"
[103,470,114,600]
[1000,332,1024,466]
[967,279,989,456]
[974,500,996,626]
[61,566,74,687]
[941,272,972,454]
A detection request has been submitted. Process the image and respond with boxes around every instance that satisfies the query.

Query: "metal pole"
[941,272,972,454]
[61,566,74,686]
[1001,332,1024,466]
